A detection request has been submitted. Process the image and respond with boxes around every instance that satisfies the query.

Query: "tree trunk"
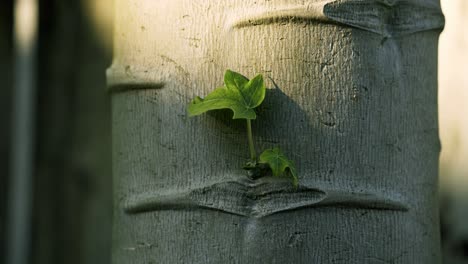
[30,1,113,263]
[108,0,444,263]
[0,0,14,261]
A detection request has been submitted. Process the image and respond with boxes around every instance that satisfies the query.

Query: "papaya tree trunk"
[108,0,444,263]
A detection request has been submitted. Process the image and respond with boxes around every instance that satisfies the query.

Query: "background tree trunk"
[0,0,14,261]
[29,1,113,263]
[108,0,444,263]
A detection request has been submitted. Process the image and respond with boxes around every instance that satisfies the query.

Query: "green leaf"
[224,69,249,91]
[188,70,266,120]
[259,147,298,187]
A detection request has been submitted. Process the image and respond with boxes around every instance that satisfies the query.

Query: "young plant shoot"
[188,69,298,187]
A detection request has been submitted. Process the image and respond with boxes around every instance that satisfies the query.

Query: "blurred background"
[0,0,466,263]
[1,0,113,263]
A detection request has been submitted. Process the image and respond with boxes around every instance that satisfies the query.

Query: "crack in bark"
[228,0,444,36]
[106,54,191,93]
[106,64,166,93]
[123,177,408,218]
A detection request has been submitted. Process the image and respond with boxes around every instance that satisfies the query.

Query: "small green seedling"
[188,69,298,187]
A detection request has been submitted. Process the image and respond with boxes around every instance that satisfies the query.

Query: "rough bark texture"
[109,0,444,263]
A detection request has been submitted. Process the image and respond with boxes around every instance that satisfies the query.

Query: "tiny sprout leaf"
[187,70,266,120]
[224,69,249,91]
[259,147,298,187]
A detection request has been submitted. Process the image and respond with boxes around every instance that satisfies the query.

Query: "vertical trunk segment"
[108,0,444,263]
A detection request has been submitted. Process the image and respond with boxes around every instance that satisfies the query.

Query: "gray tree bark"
[108,0,444,263]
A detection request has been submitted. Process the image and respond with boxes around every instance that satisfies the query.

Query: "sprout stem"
[246,119,256,161]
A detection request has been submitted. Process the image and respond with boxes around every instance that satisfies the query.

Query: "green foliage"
[259,147,298,187]
[188,69,298,187]
[188,70,265,120]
